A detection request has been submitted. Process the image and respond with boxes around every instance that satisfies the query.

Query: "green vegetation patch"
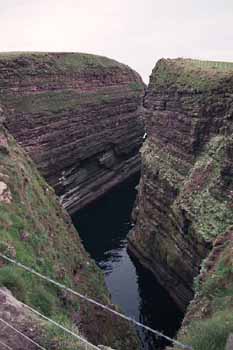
[128,82,144,92]
[0,52,128,74]
[0,126,110,348]
[142,140,190,189]
[176,135,233,241]
[201,242,233,299]
[2,88,137,114]
[0,125,139,350]
[177,236,233,350]
[150,58,233,92]
[181,310,233,350]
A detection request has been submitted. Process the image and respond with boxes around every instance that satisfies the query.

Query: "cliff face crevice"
[0,52,144,213]
[129,58,233,310]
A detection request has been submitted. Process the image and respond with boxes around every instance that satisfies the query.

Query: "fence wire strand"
[0,253,192,350]
[0,317,47,350]
[0,290,100,350]
[0,339,13,350]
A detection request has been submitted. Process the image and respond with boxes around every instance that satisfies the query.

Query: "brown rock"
[1,52,144,213]
[129,58,233,310]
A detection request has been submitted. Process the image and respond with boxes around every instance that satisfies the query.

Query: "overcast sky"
[0,0,233,83]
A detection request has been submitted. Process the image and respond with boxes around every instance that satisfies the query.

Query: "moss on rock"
[0,124,139,349]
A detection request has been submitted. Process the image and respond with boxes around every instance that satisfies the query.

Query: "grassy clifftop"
[150,58,233,92]
[131,56,233,349]
[0,51,133,73]
[0,123,139,349]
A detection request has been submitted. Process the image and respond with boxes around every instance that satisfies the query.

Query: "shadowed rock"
[0,52,144,213]
[129,58,233,310]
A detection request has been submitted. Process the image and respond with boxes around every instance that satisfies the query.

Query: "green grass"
[40,314,90,350]
[1,86,138,114]
[54,52,126,70]
[201,245,233,299]
[182,310,233,350]
[177,135,233,241]
[0,127,100,341]
[0,126,139,350]
[0,266,26,301]
[0,52,128,72]
[176,229,233,350]
[184,59,233,72]
[151,58,233,91]
[142,139,189,189]
[128,82,144,92]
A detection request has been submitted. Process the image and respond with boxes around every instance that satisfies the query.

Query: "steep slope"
[171,229,233,350]
[0,123,139,349]
[0,52,144,213]
[129,58,233,310]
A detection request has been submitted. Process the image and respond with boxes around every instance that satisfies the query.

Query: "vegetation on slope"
[173,230,233,350]
[176,135,233,241]
[150,58,233,91]
[0,51,131,72]
[0,124,139,349]
[137,57,233,349]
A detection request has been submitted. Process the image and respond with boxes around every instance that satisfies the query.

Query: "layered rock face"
[0,124,139,349]
[0,52,144,213]
[172,229,233,350]
[129,58,233,310]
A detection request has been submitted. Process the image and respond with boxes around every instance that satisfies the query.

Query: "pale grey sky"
[0,0,233,82]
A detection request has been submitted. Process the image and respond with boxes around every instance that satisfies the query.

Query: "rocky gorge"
[0,52,233,350]
[0,52,144,213]
[129,58,233,349]
[0,122,140,350]
[0,52,145,349]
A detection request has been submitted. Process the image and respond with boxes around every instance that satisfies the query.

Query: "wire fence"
[0,339,13,350]
[0,253,192,350]
[0,290,99,350]
[0,317,47,350]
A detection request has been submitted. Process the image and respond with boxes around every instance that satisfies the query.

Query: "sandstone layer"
[0,124,139,349]
[0,52,144,213]
[129,58,233,310]
[171,229,233,350]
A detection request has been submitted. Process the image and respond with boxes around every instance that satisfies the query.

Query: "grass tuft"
[182,310,233,350]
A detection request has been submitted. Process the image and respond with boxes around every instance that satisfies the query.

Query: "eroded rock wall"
[0,124,139,349]
[129,58,233,310]
[171,229,233,350]
[0,52,144,213]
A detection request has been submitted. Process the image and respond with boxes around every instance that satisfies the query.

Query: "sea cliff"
[129,58,233,311]
[0,52,144,213]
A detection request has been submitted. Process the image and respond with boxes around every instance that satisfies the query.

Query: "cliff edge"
[0,52,144,213]
[0,121,139,349]
[129,58,233,311]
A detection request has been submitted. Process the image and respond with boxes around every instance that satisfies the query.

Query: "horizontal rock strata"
[129,58,233,310]
[0,124,140,349]
[0,52,144,213]
[171,229,233,350]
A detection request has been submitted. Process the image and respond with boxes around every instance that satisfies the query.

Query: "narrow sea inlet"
[72,174,183,350]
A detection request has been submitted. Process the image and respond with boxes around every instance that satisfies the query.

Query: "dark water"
[72,174,183,350]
